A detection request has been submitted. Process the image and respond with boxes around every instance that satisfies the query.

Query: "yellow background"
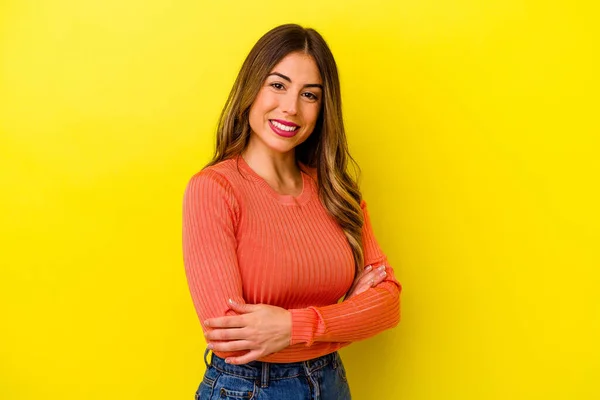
[1,1,598,399]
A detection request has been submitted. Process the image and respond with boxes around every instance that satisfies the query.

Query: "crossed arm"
[183,171,402,364]
[202,264,391,364]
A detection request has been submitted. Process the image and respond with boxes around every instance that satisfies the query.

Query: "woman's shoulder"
[202,158,240,177]
[186,158,242,193]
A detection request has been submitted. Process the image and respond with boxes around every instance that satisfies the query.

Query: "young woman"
[183,24,402,400]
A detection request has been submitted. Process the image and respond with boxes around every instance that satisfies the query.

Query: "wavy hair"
[206,24,365,273]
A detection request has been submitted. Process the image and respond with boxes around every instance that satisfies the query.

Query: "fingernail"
[225,358,231,364]
[228,298,235,305]
[204,320,210,327]
[365,265,373,271]
[380,271,387,277]
[378,265,386,271]
[207,343,214,350]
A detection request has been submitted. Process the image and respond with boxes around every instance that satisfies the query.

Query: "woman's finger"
[346,266,370,293]
[207,340,255,353]
[225,349,264,365]
[347,281,371,298]
[349,266,387,297]
[355,282,372,296]
[205,327,247,341]
[205,314,245,328]
[345,265,388,300]
[357,265,386,286]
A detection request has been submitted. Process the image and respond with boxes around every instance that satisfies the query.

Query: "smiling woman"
[182,24,402,399]
[247,52,323,157]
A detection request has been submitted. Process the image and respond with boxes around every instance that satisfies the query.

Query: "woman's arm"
[288,200,402,346]
[182,169,246,331]
[184,171,296,363]
[186,174,401,362]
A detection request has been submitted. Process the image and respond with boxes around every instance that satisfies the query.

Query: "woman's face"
[248,52,323,156]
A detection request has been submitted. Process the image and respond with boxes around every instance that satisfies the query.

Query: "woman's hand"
[345,265,387,300]
[204,299,291,365]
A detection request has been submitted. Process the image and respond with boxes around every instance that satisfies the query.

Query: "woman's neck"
[241,145,303,197]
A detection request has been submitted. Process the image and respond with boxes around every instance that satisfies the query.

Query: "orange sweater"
[182,156,401,363]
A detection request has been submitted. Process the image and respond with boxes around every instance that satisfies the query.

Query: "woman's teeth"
[271,120,298,132]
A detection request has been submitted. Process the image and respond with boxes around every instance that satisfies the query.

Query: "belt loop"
[261,362,270,388]
[203,347,212,369]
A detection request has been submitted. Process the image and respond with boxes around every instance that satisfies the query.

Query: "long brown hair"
[206,24,365,273]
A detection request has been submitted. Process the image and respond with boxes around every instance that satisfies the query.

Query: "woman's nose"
[281,92,298,115]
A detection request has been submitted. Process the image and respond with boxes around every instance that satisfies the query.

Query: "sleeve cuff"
[289,308,318,346]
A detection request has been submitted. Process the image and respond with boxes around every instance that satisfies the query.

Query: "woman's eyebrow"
[268,72,323,89]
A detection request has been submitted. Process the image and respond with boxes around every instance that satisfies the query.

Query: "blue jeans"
[195,348,352,399]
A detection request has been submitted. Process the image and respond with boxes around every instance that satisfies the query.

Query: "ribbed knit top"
[182,156,402,363]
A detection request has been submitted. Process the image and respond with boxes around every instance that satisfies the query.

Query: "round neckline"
[236,155,314,206]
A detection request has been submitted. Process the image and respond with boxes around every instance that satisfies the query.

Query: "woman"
[183,24,402,399]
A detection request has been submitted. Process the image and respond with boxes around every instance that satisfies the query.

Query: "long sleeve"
[182,158,402,362]
[288,200,402,346]
[182,170,246,332]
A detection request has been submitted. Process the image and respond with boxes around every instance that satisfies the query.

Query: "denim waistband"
[203,348,341,388]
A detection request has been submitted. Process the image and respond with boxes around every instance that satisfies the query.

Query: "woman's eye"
[302,92,319,101]
[270,82,285,90]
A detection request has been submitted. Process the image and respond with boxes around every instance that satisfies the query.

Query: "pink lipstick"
[269,119,300,138]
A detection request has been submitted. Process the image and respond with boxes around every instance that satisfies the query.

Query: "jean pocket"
[195,367,220,399]
[213,373,256,399]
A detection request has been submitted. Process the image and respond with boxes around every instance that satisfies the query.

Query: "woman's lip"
[271,119,299,127]
[269,120,298,138]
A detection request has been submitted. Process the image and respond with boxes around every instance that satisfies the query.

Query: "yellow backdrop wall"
[1,1,598,399]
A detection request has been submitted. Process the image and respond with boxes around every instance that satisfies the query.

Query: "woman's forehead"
[269,52,322,84]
